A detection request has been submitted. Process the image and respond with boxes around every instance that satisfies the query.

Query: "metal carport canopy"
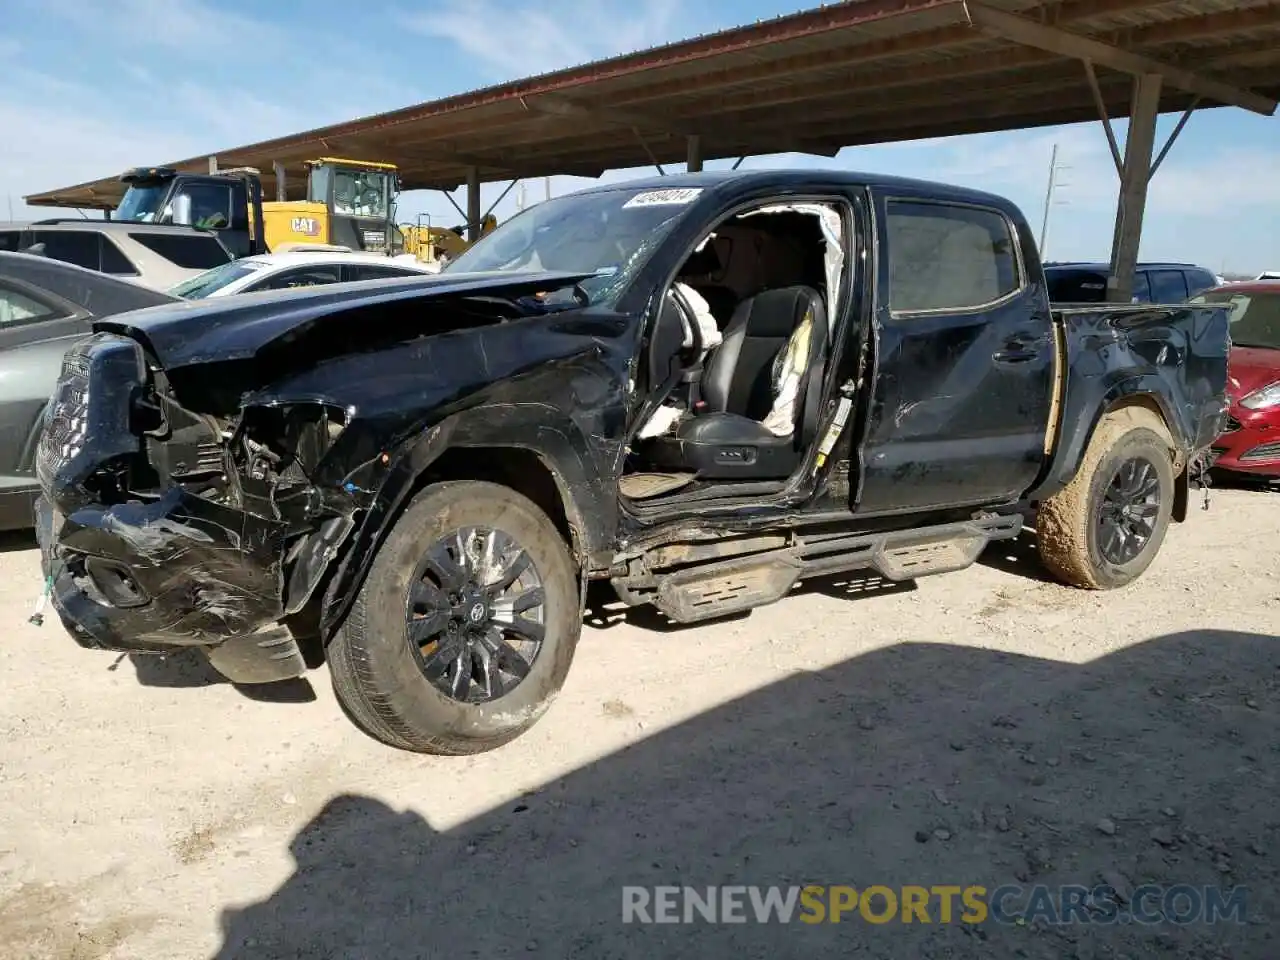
[25,0,1280,299]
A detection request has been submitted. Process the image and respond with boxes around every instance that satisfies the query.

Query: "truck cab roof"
[566,168,1021,211]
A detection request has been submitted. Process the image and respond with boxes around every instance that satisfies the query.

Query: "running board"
[615,514,1022,624]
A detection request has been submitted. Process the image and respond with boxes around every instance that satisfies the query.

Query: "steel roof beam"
[520,93,826,156]
[964,2,1277,114]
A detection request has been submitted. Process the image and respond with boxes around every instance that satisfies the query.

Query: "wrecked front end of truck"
[34,330,368,682]
[33,271,607,684]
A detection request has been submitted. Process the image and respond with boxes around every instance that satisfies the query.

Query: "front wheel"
[328,481,581,754]
[1037,408,1176,590]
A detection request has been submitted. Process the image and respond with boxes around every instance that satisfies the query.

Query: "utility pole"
[1038,143,1071,260]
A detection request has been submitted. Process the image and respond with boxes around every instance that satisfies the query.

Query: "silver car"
[0,220,233,292]
[0,252,178,530]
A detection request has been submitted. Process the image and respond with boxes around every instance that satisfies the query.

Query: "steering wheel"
[668,286,704,366]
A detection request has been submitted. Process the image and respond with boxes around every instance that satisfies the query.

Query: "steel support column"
[1107,74,1162,303]
[273,161,287,202]
[686,135,703,172]
[465,166,481,243]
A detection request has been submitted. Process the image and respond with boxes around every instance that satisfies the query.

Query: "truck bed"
[1033,301,1232,501]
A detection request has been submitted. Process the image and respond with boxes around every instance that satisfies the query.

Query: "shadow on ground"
[123,650,316,703]
[0,528,37,555]
[213,629,1278,959]
[1210,471,1279,494]
[978,530,1056,584]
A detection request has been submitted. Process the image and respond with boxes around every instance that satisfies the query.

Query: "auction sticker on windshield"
[623,188,703,208]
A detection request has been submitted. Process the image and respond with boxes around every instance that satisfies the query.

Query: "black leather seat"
[693,285,740,328]
[638,285,830,480]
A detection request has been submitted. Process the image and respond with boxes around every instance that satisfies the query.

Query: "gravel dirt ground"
[0,486,1277,959]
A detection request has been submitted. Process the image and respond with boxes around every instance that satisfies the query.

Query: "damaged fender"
[315,400,618,640]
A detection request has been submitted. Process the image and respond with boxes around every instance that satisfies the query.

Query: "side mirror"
[170,194,193,227]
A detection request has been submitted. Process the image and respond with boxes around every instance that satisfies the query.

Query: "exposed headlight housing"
[1240,380,1280,411]
[238,402,351,482]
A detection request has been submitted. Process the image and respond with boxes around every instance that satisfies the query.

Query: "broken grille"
[36,354,92,480]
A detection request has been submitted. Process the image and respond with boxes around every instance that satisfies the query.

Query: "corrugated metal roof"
[25,0,1280,209]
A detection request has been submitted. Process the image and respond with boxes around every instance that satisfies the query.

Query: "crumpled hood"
[93,269,595,369]
[1228,345,1280,404]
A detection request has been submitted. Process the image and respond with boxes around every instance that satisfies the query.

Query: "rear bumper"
[35,490,307,682]
[1210,409,1280,477]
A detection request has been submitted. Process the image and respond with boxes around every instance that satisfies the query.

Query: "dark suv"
[1044,262,1220,304]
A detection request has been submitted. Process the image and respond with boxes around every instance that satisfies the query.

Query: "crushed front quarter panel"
[38,271,639,659]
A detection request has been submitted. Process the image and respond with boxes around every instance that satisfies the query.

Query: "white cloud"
[34,0,282,58]
[0,0,414,218]
[400,0,687,79]
[1147,147,1280,212]
[0,79,206,219]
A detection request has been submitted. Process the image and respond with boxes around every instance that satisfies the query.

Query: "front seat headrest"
[681,242,723,278]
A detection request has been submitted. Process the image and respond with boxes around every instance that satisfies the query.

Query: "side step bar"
[612,514,1022,624]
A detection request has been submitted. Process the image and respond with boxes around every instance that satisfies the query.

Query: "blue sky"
[4,0,1278,272]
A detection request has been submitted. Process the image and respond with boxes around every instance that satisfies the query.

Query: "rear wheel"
[1037,408,1176,590]
[329,481,581,754]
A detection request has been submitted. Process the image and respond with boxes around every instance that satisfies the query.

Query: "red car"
[1192,280,1280,478]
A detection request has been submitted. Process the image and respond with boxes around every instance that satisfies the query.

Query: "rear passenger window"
[1148,269,1188,303]
[0,231,23,252]
[1131,271,1152,302]
[128,233,232,270]
[251,266,342,291]
[30,231,99,270]
[0,284,65,326]
[99,237,138,276]
[346,264,421,282]
[886,201,1021,313]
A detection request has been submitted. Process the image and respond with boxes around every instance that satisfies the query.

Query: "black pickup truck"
[34,170,1230,755]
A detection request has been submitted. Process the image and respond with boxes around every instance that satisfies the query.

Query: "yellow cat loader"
[113,158,406,258]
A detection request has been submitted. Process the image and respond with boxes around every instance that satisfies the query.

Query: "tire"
[328,480,581,754]
[1037,407,1176,590]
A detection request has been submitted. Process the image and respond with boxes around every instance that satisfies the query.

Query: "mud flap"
[1173,469,1189,523]
[1175,453,1214,522]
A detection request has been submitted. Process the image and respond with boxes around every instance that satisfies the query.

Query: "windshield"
[1191,291,1280,350]
[168,260,264,299]
[115,182,169,223]
[444,186,699,305]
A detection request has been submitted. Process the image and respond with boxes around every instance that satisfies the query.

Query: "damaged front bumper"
[31,333,323,684]
[35,489,309,683]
